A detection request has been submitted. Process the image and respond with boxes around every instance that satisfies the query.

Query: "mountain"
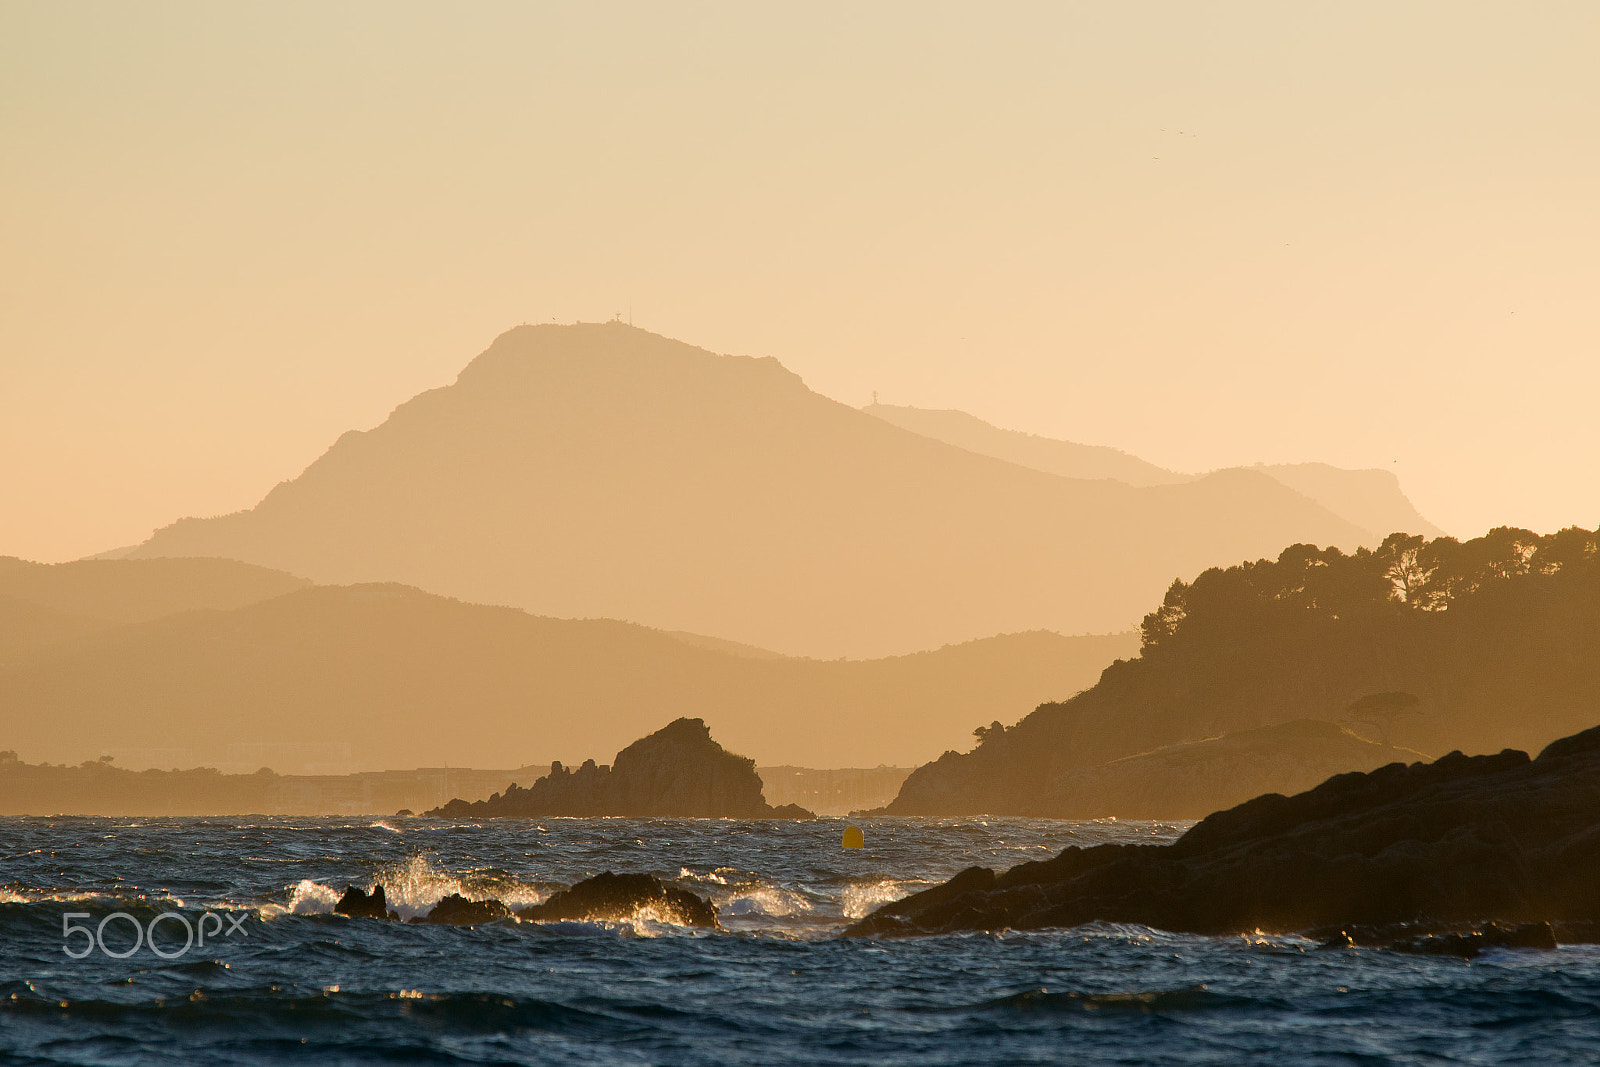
[127,323,1374,658]
[0,581,1137,771]
[861,403,1189,487]
[886,525,1600,815]
[864,404,1443,540]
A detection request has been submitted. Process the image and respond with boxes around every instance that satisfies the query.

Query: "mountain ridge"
[863,403,1443,540]
[128,323,1375,658]
[0,576,1138,770]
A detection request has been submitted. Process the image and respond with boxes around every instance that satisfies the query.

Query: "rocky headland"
[1021,719,1425,820]
[884,525,1600,817]
[847,723,1600,940]
[425,718,814,819]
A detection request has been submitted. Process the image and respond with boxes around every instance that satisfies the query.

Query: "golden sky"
[3,2,1596,563]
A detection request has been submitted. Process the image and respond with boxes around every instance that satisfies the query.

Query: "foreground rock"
[426,718,815,819]
[515,872,719,928]
[847,724,1600,938]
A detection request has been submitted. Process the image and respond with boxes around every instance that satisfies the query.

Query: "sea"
[2,815,1595,1065]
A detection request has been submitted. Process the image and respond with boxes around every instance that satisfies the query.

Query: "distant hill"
[0,581,1138,770]
[0,556,309,624]
[886,524,1600,815]
[864,404,1443,540]
[128,323,1373,658]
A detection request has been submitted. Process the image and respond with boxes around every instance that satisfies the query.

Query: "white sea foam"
[720,886,812,919]
[281,856,548,921]
[288,880,339,915]
[842,879,920,919]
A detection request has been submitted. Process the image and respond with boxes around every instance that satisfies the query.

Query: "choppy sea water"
[1,816,1596,1065]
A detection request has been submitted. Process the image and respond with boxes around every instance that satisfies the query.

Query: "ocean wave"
[719,886,813,919]
[842,879,923,919]
[280,855,552,923]
[978,984,1258,1015]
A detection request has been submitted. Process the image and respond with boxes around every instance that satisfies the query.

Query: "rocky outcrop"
[331,874,716,928]
[425,718,814,819]
[847,723,1600,938]
[515,872,719,928]
[334,884,389,920]
[423,893,513,926]
[1031,720,1426,820]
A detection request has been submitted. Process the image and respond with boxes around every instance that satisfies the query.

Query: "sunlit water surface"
[2,816,1595,1065]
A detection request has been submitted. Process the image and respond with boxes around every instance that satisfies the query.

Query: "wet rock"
[421,893,512,926]
[1388,921,1556,959]
[848,723,1600,939]
[334,884,389,920]
[515,871,719,928]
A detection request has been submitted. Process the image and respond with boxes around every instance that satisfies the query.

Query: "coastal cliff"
[426,718,813,819]
[848,723,1600,938]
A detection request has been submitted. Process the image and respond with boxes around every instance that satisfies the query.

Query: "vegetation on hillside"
[887,526,1600,815]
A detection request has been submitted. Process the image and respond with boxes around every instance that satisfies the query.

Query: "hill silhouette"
[129,323,1374,658]
[0,580,1136,771]
[864,403,1443,540]
[887,524,1600,815]
[0,556,309,624]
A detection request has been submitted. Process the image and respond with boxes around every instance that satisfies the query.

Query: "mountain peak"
[131,326,1373,658]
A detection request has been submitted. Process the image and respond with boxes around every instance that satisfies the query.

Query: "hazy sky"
[3,2,1596,563]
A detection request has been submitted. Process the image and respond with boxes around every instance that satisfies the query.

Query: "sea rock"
[425,718,815,819]
[847,723,1600,938]
[422,893,513,926]
[515,871,719,928]
[334,884,389,920]
[766,803,814,820]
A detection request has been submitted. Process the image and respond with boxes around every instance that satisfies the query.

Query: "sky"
[3,1,1597,563]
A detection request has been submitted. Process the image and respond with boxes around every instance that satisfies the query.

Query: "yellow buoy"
[842,825,864,849]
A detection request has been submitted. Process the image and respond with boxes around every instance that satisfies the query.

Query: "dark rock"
[847,723,1600,938]
[425,718,814,819]
[766,803,816,820]
[395,809,413,817]
[515,871,719,928]
[1388,921,1556,959]
[421,893,512,925]
[334,884,389,920]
